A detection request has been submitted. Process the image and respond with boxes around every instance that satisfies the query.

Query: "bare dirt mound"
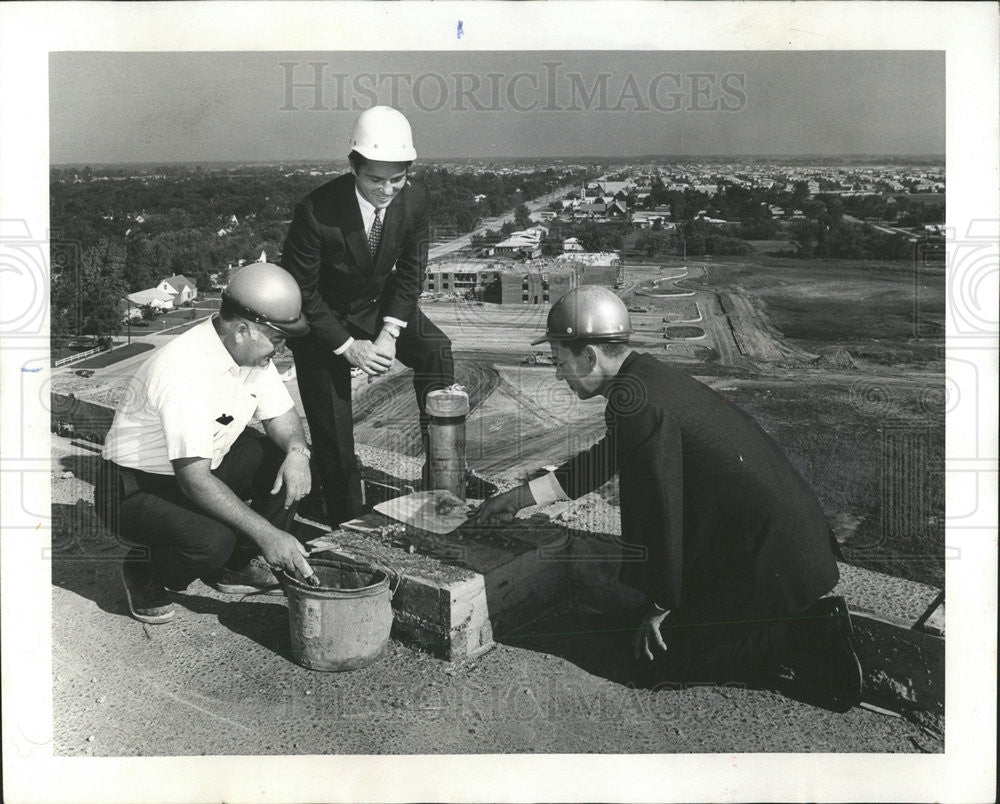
[465,368,606,479]
[354,359,500,456]
[722,291,819,365]
[665,325,705,339]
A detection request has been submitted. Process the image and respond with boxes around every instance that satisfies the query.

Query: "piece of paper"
[374,490,470,535]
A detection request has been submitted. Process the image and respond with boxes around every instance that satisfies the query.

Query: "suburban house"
[157,275,198,305]
[605,200,629,219]
[125,288,175,317]
[530,210,558,222]
[631,211,672,229]
[492,230,543,260]
[123,274,199,319]
[562,237,585,252]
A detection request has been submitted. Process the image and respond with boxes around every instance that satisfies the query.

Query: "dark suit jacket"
[281,172,429,354]
[554,351,839,621]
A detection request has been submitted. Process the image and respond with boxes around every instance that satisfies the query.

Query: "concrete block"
[296,511,574,661]
[298,516,496,661]
[390,573,495,661]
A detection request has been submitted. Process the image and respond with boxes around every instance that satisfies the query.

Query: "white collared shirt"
[354,187,383,239]
[103,317,294,474]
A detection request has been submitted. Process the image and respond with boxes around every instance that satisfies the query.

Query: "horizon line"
[52,154,947,168]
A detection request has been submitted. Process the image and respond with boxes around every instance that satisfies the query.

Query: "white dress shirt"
[103,317,294,474]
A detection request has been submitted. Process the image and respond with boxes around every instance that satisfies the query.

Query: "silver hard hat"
[532,286,633,345]
[223,262,309,337]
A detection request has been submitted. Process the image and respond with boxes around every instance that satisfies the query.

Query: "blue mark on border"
[21,367,42,373]
[457,20,464,39]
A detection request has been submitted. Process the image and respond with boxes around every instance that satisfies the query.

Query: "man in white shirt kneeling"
[96,263,317,624]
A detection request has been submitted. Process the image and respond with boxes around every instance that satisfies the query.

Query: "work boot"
[213,556,283,596]
[121,554,175,624]
[782,596,863,713]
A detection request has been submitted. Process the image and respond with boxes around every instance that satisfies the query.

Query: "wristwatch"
[382,323,401,340]
[288,445,311,460]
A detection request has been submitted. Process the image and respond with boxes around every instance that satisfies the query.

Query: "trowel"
[374,489,474,535]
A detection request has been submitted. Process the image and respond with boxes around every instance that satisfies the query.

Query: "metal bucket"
[277,557,394,672]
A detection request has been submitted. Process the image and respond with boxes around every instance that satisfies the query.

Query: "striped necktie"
[368,209,383,258]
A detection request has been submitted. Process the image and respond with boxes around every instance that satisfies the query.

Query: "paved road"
[843,214,919,240]
[428,184,578,261]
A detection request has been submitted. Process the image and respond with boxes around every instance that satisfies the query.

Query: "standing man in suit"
[282,106,454,526]
[473,286,863,712]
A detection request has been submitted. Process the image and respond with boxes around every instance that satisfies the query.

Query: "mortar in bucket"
[276,556,395,671]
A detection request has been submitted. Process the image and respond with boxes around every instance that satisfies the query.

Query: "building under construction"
[424,255,621,304]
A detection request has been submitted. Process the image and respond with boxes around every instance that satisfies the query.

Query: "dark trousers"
[633,561,796,689]
[636,607,793,689]
[292,307,454,526]
[94,430,296,590]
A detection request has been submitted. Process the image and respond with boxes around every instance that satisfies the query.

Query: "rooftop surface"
[50,432,943,758]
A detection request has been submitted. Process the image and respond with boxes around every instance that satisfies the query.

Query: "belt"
[104,460,154,499]
[118,464,140,497]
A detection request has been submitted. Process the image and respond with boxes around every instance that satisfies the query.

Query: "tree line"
[49,164,588,337]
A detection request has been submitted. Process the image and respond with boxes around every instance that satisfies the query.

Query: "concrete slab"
[48,412,946,756]
[46,431,948,756]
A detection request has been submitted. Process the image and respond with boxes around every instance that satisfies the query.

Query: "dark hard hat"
[223,262,309,337]
[532,286,633,345]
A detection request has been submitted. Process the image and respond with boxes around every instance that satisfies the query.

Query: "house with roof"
[605,200,629,219]
[157,275,198,305]
[492,231,543,259]
[530,210,558,222]
[125,288,175,315]
[631,211,671,229]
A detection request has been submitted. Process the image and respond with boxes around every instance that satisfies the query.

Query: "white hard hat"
[348,106,417,162]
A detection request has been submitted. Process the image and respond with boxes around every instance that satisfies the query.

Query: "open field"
[690,257,946,365]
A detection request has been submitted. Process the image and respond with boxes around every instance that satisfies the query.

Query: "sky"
[50,50,944,164]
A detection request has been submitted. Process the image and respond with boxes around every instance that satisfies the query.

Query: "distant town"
[50,156,944,344]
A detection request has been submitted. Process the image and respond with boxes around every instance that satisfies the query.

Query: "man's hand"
[258,528,314,582]
[344,339,392,376]
[373,328,398,366]
[271,450,312,509]
[632,604,670,661]
[471,485,533,524]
